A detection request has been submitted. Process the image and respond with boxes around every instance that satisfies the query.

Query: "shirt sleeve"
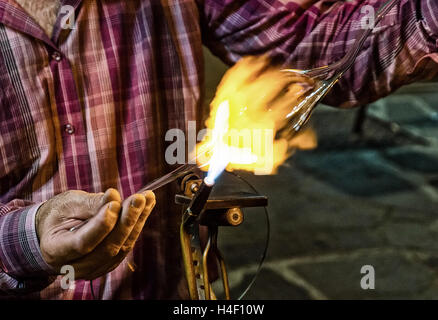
[0,202,55,296]
[421,0,438,39]
[199,0,438,107]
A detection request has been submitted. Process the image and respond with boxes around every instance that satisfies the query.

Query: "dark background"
[203,48,438,300]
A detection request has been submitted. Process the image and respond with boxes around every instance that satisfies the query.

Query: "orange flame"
[197,56,318,178]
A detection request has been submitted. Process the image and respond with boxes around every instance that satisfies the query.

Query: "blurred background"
[203,48,438,300]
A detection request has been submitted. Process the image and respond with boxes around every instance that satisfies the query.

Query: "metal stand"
[177,172,267,300]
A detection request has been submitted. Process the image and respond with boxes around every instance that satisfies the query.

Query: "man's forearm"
[318,0,438,107]
[201,0,438,107]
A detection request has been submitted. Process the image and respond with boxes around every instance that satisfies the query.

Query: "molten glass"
[197,55,318,180]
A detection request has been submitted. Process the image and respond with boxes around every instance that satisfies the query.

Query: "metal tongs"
[136,164,197,192]
[280,0,401,137]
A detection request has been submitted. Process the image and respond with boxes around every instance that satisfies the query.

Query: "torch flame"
[198,56,318,182]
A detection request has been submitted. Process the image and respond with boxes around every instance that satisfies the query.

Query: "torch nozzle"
[186,178,214,219]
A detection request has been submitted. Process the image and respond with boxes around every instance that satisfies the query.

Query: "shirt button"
[64,124,75,135]
[52,51,62,62]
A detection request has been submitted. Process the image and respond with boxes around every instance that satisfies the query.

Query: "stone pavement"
[203,50,438,299]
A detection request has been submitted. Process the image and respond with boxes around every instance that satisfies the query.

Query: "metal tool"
[176,171,268,300]
[69,164,197,232]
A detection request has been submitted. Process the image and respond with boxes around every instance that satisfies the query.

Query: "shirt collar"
[0,0,83,48]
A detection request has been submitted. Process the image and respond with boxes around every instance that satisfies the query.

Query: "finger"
[142,190,156,210]
[70,194,152,279]
[115,191,155,258]
[116,199,153,255]
[75,198,155,280]
[72,194,145,262]
[117,190,155,254]
[45,201,121,264]
[86,192,156,279]
[104,194,146,251]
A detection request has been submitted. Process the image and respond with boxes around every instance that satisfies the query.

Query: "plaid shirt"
[0,0,437,299]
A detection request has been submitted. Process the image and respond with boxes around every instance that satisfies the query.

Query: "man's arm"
[0,202,55,296]
[0,189,156,297]
[199,0,438,107]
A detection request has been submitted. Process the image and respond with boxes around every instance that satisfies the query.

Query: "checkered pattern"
[0,0,437,299]
[422,0,438,42]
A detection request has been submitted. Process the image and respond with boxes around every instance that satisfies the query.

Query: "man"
[0,0,437,299]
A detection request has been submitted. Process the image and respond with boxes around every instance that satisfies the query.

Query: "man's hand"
[35,188,156,280]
